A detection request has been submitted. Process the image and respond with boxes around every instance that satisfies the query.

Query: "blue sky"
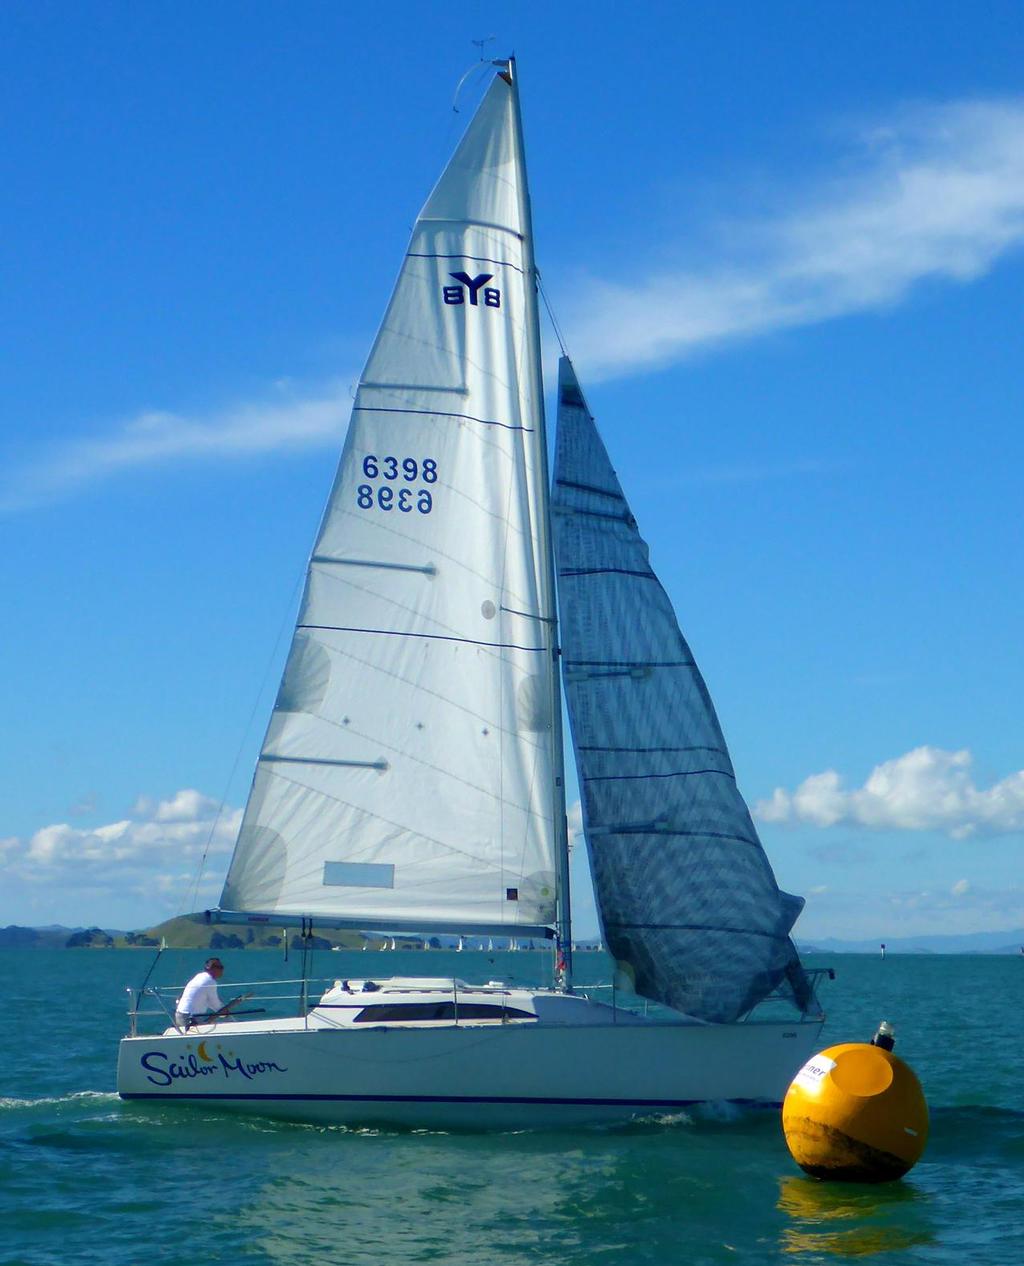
[3,2,1023,938]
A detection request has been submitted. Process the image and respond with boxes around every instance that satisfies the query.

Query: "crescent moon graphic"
[197,1041,214,1062]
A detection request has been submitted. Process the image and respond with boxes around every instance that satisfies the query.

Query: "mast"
[504,57,574,989]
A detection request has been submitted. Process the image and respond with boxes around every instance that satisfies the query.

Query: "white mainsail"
[220,73,564,936]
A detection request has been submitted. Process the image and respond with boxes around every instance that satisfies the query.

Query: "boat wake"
[624,1110,696,1128]
[0,1090,119,1113]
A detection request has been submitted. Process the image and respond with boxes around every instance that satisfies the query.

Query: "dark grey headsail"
[552,357,811,1023]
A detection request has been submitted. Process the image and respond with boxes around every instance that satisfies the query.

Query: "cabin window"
[353,1002,534,1023]
[452,1004,535,1021]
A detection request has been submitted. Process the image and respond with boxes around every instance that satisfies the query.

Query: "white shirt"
[177,970,223,1017]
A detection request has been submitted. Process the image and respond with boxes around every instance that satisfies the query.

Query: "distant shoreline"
[1,919,1022,955]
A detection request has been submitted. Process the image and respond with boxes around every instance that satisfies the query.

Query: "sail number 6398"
[357,455,437,514]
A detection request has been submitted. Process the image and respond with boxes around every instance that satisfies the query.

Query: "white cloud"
[756,746,1024,838]
[6,791,241,915]
[0,382,352,513]
[151,789,223,823]
[883,883,1020,929]
[9,98,1024,513]
[68,793,97,817]
[796,879,1024,940]
[566,98,1024,380]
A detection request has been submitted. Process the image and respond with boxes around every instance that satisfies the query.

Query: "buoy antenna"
[871,1019,896,1051]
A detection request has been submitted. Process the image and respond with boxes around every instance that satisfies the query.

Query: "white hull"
[117,1016,824,1128]
[149,68,829,1134]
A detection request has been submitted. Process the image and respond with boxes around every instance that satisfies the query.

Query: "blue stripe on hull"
[120,1091,781,1108]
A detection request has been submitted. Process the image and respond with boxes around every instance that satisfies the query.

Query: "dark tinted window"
[354,1002,450,1023]
[354,1002,534,1023]
[456,1004,534,1020]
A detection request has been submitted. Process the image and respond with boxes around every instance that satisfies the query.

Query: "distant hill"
[0,925,73,949]
[139,915,389,952]
[4,921,1022,954]
[0,917,395,951]
[0,923,136,949]
[797,928,1024,955]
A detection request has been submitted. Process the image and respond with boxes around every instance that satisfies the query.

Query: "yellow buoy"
[782,1022,928,1182]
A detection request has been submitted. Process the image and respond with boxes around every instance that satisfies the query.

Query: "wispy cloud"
[0,383,351,513]
[756,745,1024,838]
[797,879,1024,940]
[567,98,1024,380]
[5,791,240,916]
[9,98,1024,512]
[880,879,1024,937]
[805,839,872,867]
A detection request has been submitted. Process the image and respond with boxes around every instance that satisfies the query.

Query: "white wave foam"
[0,1090,119,1111]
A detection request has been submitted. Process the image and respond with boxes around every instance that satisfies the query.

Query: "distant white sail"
[551,358,811,1023]
[221,76,561,935]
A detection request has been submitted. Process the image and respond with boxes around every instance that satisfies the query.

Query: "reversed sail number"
[358,455,436,514]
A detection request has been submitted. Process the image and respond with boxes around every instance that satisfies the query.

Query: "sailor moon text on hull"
[119,59,827,1127]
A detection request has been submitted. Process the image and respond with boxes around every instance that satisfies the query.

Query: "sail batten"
[552,356,810,1022]
[417,217,524,235]
[296,624,548,653]
[310,557,439,575]
[353,405,535,433]
[219,73,563,935]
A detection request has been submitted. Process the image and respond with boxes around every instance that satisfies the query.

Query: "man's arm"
[207,992,252,1021]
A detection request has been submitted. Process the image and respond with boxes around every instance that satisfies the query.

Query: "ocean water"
[1,948,1021,1265]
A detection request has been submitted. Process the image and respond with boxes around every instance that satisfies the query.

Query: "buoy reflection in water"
[777,1175,936,1256]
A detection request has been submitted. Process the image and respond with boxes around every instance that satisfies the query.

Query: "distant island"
[796,928,1024,956]
[0,919,1021,954]
[0,916,588,953]
[0,916,367,952]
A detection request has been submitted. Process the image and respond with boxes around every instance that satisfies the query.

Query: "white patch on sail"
[323,862,395,889]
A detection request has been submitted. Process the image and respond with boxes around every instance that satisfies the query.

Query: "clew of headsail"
[117,59,826,1129]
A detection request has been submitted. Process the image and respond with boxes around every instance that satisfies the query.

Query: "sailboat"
[117,59,825,1127]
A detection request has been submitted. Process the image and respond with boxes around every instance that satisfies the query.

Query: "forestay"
[220,74,562,934]
[551,358,811,1021]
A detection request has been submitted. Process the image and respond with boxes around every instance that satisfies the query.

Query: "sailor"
[175,957,227,1030]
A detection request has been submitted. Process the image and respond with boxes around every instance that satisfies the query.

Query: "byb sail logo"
[442,271,501,308]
